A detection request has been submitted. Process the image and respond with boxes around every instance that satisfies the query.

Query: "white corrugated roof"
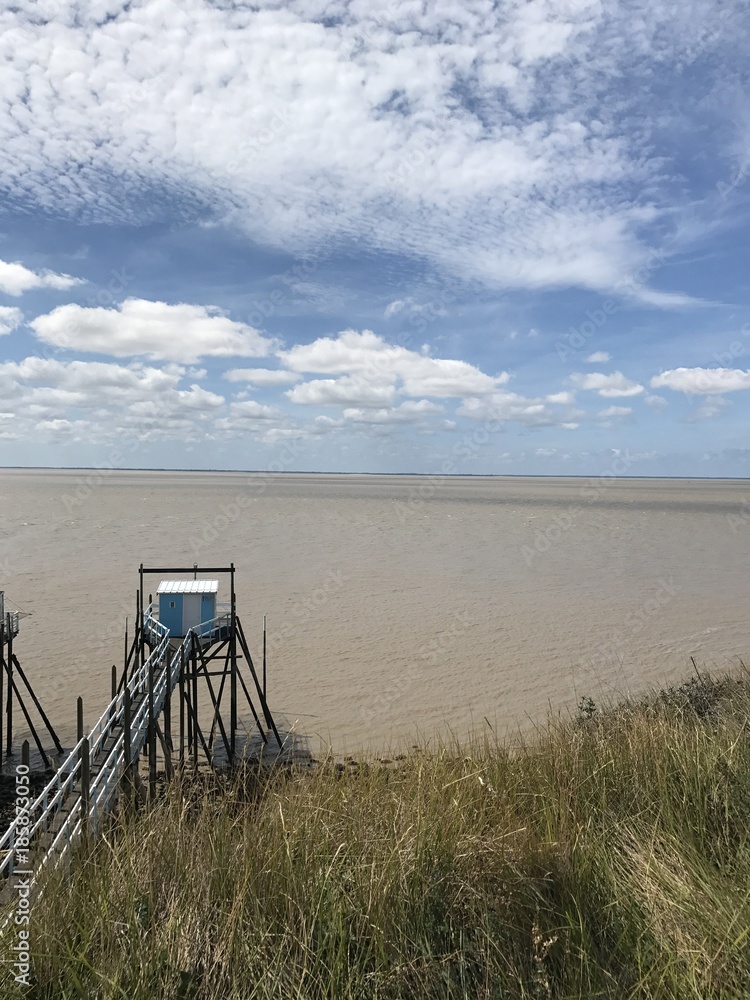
[157,580,219,595]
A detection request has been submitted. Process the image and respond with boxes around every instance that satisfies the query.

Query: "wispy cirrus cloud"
[1,0,745,302]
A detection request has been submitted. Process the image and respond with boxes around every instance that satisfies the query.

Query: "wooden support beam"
[11,654,63,755]
[235,617,282,747]
[196,642,231,761]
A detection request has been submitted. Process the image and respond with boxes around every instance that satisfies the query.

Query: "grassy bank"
[3,669,750,999]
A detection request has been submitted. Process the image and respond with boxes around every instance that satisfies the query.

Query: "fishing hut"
[0,566,288,907]
[157,579,218,640]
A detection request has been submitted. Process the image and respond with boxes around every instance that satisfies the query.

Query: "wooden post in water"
[77,696,84,744]
[262,614,267,701]
[21,739,29,771]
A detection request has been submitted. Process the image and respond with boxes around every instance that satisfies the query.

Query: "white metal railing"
[0,607,222,895]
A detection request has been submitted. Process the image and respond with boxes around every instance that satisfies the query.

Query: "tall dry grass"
[2,670,749,999]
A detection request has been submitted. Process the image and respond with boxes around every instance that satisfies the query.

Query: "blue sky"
[1,0,749,475]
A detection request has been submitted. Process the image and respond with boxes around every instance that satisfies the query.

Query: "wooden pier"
[0,564,285,906]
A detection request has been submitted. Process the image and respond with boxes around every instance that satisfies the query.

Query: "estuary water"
[1,470,749,751]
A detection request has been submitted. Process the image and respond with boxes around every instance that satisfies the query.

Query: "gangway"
[0,565,283,908]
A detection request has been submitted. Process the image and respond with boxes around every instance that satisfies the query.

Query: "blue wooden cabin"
[157,580,218,638]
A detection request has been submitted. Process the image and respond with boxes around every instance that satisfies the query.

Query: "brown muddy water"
[1,469,748,753]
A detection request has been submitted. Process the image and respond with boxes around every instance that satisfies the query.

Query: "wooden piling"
[263,614,267,700]
[21,739,29,771]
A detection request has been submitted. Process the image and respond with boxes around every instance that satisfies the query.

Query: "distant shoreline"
[1,466,748,481]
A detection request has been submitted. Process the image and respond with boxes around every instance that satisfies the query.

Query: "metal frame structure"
[0,568,282,903]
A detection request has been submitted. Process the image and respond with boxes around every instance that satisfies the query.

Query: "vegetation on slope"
[2,670,750,999]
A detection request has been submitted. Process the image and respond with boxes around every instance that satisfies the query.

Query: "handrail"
[0,609,233,895]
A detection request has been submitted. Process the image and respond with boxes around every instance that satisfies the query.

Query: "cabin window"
[170,601,175,608]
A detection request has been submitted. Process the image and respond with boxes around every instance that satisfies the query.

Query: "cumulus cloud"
[30,298,277,364]
[644,393,668,409]
[223,368,301,386]
[0,258,83,296]
[0,356,229,442]
[286,375,398,408]
[0,306,23,335]
[650,367,750,394]
[0,0,738,301]
[571,371,644,397]
[586,351,611,363]
[280,329,508,399]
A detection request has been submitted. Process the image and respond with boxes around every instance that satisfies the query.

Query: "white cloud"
[286,375,397,408]
[585,351,611,363]
[546,390,576,404]
[30,298,277,364]
[223,368,301,386]
[457,391,583,429]
[384,300,407,319]
[644,393,668,409]
[0,354,322,447]
[0,356,228,443]
[343,400,443,424]
[0,306,23,335]
[280,329,508,399]
[0,258,83,296]
[650,367,750,395]
[0,1,736,301]
[687,396,730,421]
[598,405,632,418]
[571,371,644,397]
